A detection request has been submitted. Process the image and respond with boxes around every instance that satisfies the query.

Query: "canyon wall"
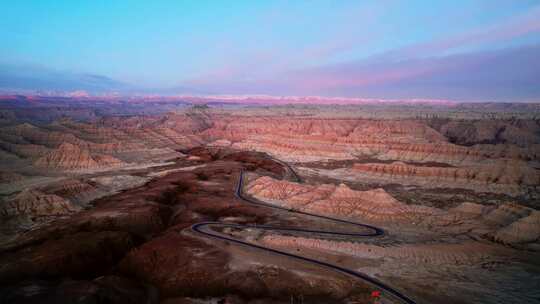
[1,110,538,199]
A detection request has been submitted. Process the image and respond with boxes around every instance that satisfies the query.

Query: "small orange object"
[371,290,381,298]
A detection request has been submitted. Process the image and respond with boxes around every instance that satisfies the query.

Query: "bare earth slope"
[34,142,125,170]
[1,102,539,304]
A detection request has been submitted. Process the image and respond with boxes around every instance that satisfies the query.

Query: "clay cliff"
[34,143,125,171]
[200,115,539,165]
[351,160,539,195]
[246,176,540,246]
[1,189,80,218]
[435,119,540,147]
[0,117,202,173]
[245,176,440,223]
[1,111,538,203]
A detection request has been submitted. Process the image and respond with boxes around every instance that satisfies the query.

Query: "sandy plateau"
[0,101,539,304]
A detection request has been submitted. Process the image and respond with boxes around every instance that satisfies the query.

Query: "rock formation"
[246,175,540,246]
[262,235,498,265]
[197,115,538,166]
[34,143,125,170]
[350,160,539,195]
[1,189,80,218]
[437,119,540,147]
[493,211,540,244]
[0,171,24,184]
[245,176,441,223]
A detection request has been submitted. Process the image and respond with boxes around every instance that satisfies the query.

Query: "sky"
[1,0,539,101]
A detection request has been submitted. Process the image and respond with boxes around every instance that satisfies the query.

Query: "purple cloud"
[184,5,540,101]
[286,44,540,100]
[367,5,540,63]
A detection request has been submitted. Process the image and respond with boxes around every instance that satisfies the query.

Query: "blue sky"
[1,1,539,101]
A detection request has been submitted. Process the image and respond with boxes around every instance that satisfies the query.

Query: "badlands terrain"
[0,95,539,304]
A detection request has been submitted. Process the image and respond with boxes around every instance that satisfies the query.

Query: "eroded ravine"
[192,159,418,304]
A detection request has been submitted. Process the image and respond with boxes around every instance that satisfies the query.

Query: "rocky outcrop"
[437,119,540,147]
[262,236,497,265]
[203,116,536,165]
[1,189,80,218]
[2,113,539,184]
[1,123,85,148]
[215,117,463,163]
[442,202,540,246]
[473,203,540,245]
[38,179,105,205]
[493,211,540,244]
[34,143,125,170]
[245,176,441,223]
[0,171,24,184]
[483,203,532,227]
[233,135,354,162]
[0,119,197,173]
[448,202,489,217]
[246,176,540,246]
[351,160,539,195]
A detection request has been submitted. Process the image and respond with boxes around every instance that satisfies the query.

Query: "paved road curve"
[191,160,417,304]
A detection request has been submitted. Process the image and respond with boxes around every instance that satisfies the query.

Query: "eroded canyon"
[1,97,539,304]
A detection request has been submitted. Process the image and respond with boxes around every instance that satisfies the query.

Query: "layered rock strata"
[245,176,441,224]
[34,143,125,171]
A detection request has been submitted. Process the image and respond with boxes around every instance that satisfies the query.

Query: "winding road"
[191,159,417,304]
